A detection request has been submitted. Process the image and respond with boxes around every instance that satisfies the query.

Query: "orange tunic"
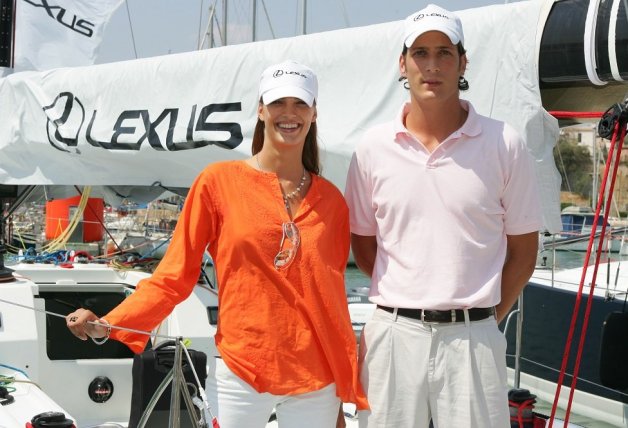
[104,160,368,409]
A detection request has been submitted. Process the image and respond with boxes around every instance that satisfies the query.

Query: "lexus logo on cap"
[272,69,307,79]
[413,12,450,21]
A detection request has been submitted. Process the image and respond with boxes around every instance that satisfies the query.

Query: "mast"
[301,0,307,35]
[0,0,15,68]
[207,5,216,48]
[251,0,257,42]
[221,0,228,46]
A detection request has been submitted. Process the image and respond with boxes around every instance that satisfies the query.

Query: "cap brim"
[404,28,460,47]
[261,87,315,107]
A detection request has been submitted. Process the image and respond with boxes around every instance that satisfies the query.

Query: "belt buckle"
[421,309,457,323]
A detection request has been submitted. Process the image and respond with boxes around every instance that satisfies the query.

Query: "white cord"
[0,297,176,340]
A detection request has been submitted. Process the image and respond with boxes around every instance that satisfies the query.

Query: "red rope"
[548,111,603,119]
[548,118,627,427]
[509,398,536,427]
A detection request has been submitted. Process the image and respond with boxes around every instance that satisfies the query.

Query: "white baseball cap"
[258,60,318,107]
[403,4,464,48]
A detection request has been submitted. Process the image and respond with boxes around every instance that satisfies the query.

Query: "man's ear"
[459,53,467,76]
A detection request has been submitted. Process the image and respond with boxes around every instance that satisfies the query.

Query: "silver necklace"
[256,154,307,212]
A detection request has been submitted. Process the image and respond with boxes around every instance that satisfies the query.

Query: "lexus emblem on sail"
[43,91,244,152]
[44,92,86,152]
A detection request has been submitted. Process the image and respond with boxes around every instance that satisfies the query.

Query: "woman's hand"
[66,308,108,340]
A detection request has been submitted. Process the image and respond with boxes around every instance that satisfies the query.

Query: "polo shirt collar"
[393,100,483,139]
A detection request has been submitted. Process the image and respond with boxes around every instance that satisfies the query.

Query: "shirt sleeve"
[502,125,544,235]
[345,148,377,237]
[105,168,218,353]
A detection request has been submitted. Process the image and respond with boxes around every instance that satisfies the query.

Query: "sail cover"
[0,0,562,232]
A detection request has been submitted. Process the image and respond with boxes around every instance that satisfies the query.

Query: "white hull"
[507,369,624,427]
[503,261,628,427]
[0,261,363,427]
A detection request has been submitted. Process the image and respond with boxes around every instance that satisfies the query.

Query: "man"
[344,4,542,427]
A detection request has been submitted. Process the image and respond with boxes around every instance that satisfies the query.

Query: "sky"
[96,0,514,64]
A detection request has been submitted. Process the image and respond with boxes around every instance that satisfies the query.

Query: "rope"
[0,296,175,341]
[0,375,40,390]
[181,345,219,426]
[40,186,92,253]
[124,0,138,59]
[547,108,628,427]
[548,111,603,119]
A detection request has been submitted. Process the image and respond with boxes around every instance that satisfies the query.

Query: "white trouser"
[205,357,340,428]
[358,307,509,428]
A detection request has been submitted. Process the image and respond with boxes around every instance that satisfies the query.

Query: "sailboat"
[1,0,628,426]
[542,206,628,253]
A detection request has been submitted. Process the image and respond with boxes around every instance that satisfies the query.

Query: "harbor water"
[343,250,625,428]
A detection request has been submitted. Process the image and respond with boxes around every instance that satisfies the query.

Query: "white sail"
[10,0,124,72]
[0,0,562,232]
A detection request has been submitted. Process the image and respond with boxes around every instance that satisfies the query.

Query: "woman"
[66,60,368,427]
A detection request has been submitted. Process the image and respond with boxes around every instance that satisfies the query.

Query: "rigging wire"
[213,8,224,46]
[0,296,175,341]
[553,141,574,195]
[338,0,350,27]
[198,0,218,49]
[124,0,139,59]
[259,0,275,39]
[504,353,628,399]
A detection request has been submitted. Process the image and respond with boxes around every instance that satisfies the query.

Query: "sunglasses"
[274,222,300,270]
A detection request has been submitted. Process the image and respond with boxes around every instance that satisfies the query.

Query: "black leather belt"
[377,305,495,323]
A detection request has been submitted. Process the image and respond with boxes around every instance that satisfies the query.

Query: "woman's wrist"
[90,318,111,345]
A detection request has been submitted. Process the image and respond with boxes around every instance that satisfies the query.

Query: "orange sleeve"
[105,167,217,353]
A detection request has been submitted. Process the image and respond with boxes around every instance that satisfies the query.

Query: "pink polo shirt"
[345,101,543,310]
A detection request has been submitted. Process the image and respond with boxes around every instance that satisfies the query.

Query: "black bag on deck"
[128,340,208,428]
[599,311,628,390]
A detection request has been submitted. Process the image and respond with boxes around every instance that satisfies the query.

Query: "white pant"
[206,357,340,428]
[358,307,510,428]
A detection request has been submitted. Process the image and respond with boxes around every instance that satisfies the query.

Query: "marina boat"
[542,206,628,253]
